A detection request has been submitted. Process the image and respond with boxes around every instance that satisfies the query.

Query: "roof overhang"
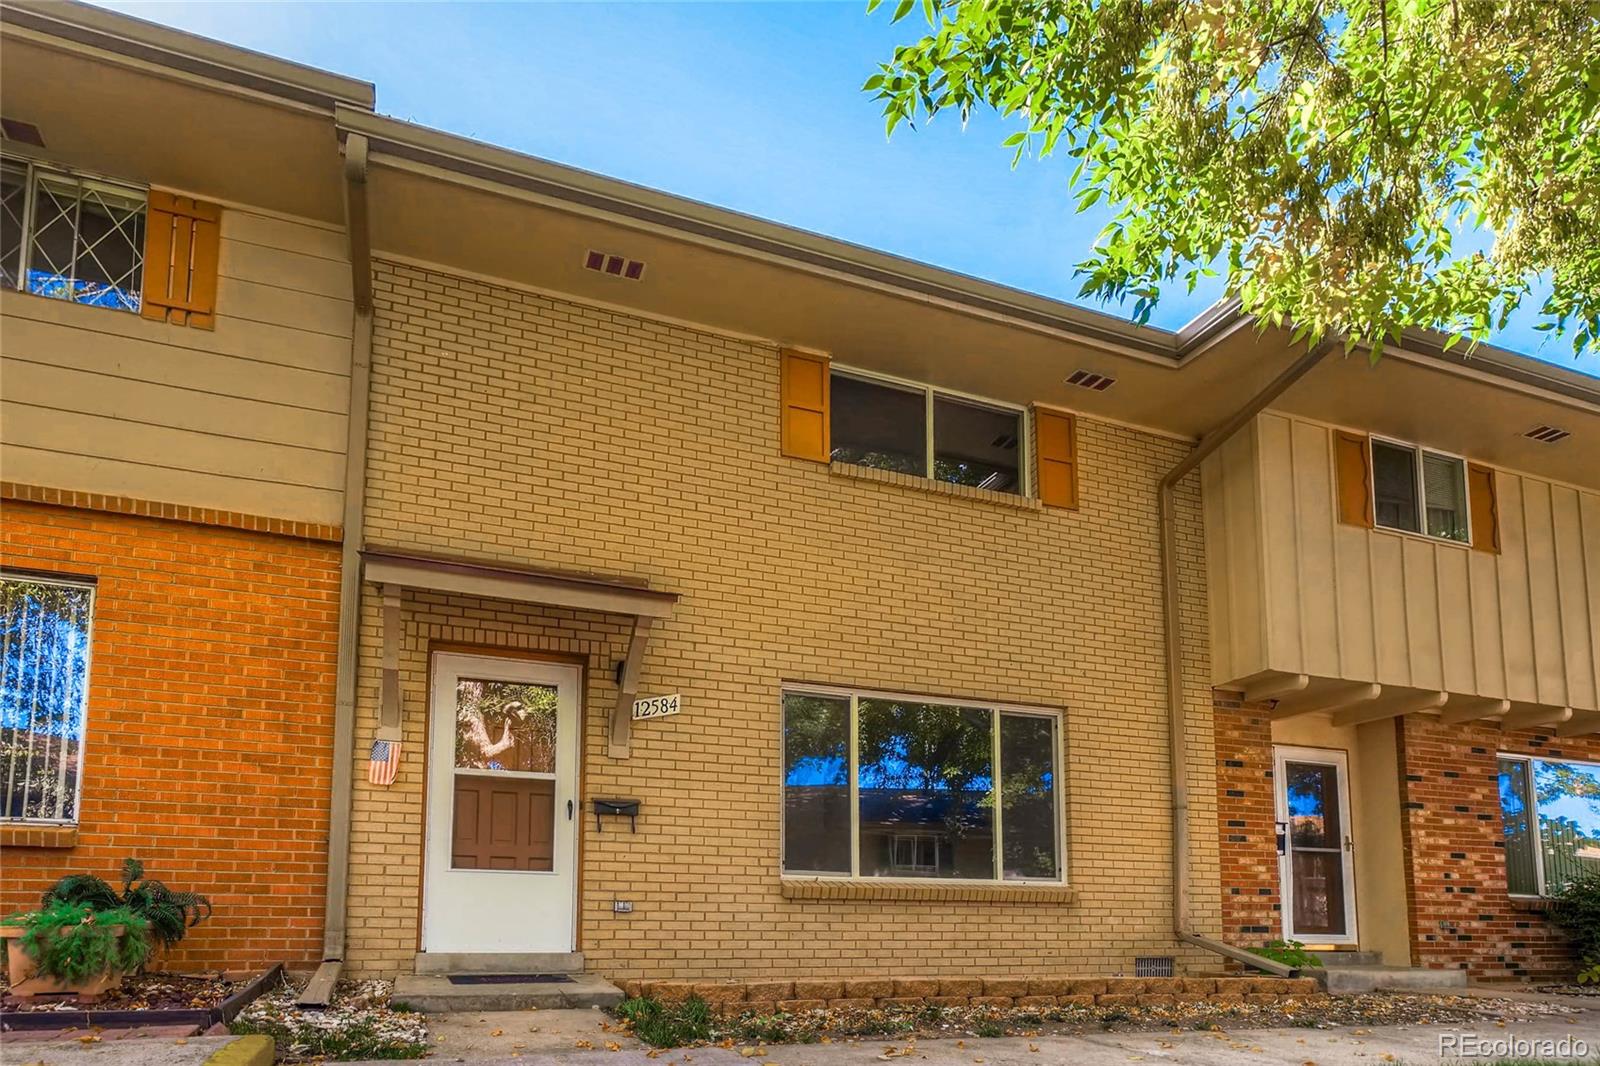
[0,0,371,221]
[361,547,678,619]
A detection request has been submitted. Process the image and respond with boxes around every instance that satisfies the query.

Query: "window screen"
[1422,452,1468,542]
[1372,441,1420,533]
[2,576,94,823]
[829,374,925,475]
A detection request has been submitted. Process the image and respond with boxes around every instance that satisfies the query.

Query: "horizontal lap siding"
[0,503,340,971]
[347,259,1220,980]
[0,207,350,526]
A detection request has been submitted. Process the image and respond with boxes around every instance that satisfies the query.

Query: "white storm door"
[1274,745,1359,945]
[422,653,580,954]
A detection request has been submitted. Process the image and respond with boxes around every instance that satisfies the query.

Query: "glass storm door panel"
[1275,747,1358,944]
[423,653,580,954]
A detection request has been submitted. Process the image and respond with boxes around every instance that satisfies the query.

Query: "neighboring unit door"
[1274,746,1358,945]
[423,653,580,954]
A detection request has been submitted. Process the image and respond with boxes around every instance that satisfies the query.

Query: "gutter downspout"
[301,132,374,1006]
[1159,338,1336,978]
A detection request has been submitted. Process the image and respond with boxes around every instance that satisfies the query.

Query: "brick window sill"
[781,878,1076,904]
[829,462,1043,512]
[0,824,77,849]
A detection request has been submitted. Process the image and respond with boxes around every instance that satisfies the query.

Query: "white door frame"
[422,652,581,954]
[1273,744,1359,946]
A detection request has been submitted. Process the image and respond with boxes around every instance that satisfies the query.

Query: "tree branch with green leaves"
[865,0,1599,357]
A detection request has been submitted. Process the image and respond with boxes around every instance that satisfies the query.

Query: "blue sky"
[97,1,1597,371]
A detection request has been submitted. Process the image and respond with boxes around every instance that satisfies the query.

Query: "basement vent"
[583,250,646,281]
[0,117,45,148]
[1134,956,1175,978]
[1066,369,1116,391]
[1523,424,1571,444]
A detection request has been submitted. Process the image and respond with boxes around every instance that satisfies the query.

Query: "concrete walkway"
[0,1033,271,1065]
[353,1008,1599,1065]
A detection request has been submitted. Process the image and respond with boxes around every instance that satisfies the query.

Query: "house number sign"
[631,693,681,721]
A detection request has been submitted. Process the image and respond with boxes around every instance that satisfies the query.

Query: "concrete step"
[1314,951,1385,967]
[392,972,623,1013]
[1321,965,1469,994]
[415,951,584,974]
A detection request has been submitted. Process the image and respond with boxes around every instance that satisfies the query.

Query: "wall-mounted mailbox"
[593,798,641,833]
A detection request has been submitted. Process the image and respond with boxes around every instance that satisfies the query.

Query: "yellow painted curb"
[203,1034,275,1066]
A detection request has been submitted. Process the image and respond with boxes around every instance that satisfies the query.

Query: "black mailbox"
[593,797,641,833]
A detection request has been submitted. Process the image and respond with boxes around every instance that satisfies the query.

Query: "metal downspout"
[304,132,374,1002]
[1159,338,1336,978]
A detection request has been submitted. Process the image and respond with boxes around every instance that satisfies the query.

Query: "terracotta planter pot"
[0,923,130,1001]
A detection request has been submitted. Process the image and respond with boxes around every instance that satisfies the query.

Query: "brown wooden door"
[452,776,556,870]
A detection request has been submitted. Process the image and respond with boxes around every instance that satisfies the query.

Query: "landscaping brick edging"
[617,976,1326,1016]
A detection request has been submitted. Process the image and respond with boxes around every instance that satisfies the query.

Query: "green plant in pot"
[0,900,152,1000]
[42,857,211,952]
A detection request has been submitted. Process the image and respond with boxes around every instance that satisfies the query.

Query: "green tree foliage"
[866,0,1600,356]
[44,858,211,952]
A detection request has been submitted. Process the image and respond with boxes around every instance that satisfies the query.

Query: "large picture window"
[829,369,1027,496]
[1497,754,1600,896]
[781,687,1062,882]
[1,575,95,824]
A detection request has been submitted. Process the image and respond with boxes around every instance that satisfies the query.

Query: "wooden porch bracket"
[1270,681,1381,720]
[1437,697,1510,726]
[1503,705,1573,732]
[1331,689,1447,728]
[607,615,654,760]
[1242,673,1310,704]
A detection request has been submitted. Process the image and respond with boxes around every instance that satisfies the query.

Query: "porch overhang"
[1229,669,1597,736]
[361,546,679,759]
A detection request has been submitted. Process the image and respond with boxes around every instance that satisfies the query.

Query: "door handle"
[567,799,575,821]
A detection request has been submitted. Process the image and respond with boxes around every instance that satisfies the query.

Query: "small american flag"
[368,739,401,786]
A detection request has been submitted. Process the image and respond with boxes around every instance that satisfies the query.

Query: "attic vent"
[1523,424,1571,444]
[1066,369,1116,391]
[583,250,645,281]
[0,117,44,148]
[1134,956,1175,978]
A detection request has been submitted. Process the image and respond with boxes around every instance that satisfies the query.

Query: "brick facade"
[345,259,1222,980]
[1397,716,1600,981]
[0,501,340,970]
[1213,692,1281,947]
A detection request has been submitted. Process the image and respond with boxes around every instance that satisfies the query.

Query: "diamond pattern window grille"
[0,156,145,313]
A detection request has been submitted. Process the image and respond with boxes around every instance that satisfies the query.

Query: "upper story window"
[1498,754,1600,896]
[829,369,1028,496]
[781,685,1063,883]
[1369,438,1469,543]
[1,574,96,825]
[1,157,146,313]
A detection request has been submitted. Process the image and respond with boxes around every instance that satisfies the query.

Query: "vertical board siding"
[0,208,350,524]
[1202,412,1599,712]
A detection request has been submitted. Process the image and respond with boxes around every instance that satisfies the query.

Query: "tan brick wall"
[0,501,338,970]
[345,259,1220,980]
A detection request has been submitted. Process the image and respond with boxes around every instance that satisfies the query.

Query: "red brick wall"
[1397,715,1600,981]
[1214,691,1281,946]
[0,501,339,970]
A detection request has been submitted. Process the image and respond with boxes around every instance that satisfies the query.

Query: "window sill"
[828,461,1042,512]
[0,824,78,849]
[781,878,1075,904]
[1369,524,1471,551]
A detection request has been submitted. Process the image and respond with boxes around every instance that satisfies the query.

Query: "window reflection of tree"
[454,679,558,773]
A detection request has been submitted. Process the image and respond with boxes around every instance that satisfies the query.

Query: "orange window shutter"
[1334,431,1374,527]
[780,349,830,462]
[1468,463,1500,554]
[141,190,221,330]
[1035,408,1078,509]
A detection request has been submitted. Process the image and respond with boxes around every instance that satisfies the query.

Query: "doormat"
[444,974,575,985]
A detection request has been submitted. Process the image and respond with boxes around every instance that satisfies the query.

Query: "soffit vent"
[1066,369,1116,391]
[1134,956,1174,978]
[583,250,645,281]
[990,433,1019,450]
[0,117,45,148]
[1523,424,1571,444]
